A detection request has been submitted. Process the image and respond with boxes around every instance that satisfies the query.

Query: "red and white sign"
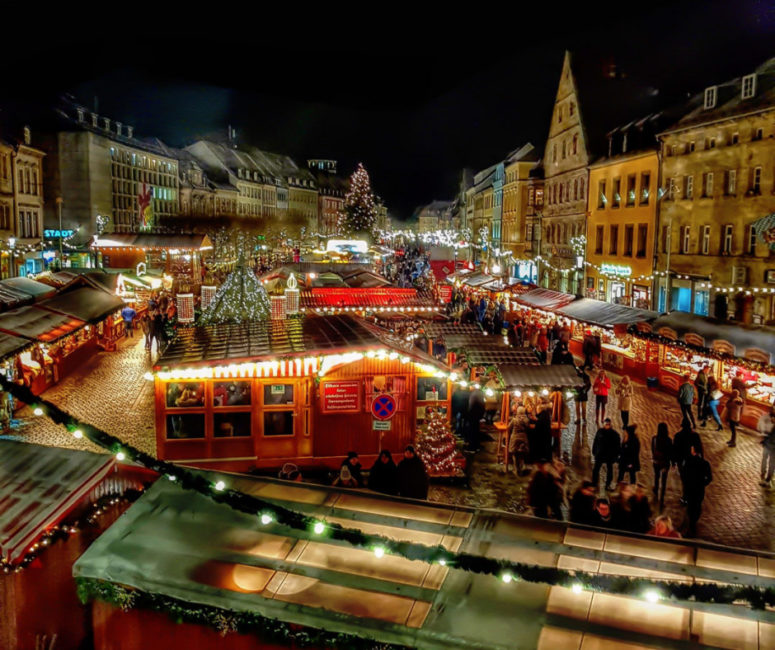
[371,394,397,420]
[177,293,194,323]
[439,285,453,303]
[322,381,361,413]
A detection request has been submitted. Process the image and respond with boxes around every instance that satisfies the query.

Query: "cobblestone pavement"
[4,334,157,456]
[4,335,774,552]
[430,373,775,552]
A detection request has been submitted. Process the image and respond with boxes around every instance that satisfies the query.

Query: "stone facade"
[502,144,542,269]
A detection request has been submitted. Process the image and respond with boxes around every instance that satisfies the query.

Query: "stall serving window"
[722,363,775,407]
[263,382,296,437]
[660,347,718,380]
[165,382,206,439]
[214,381,252,438]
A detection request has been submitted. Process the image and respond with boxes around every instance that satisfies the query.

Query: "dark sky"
[6,1,775,221]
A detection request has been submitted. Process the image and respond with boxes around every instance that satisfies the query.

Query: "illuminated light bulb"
[260,513,273,525]
[485,388,494,397]
[501,572,513,583]
[571,583,583,594]
[373,546,385,558]
[313,521,325,535]
[513,390,521,397]
[566,391,574,400]
[459,380,468,387]
[541,389,549,396]
[73,429,83,438]
[473,383,481,389]
[528,391,535,397]
[33,407,44,416]
[167,474,176,481]
[143,372,154,381]
[116,451,126,461]
[214,480,226,491]
[643,589,660,603]
[438,558,447,566]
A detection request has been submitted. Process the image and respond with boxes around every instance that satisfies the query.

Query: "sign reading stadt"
[322,381,361,413]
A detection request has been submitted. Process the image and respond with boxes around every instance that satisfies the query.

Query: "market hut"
[74,472,775,650]
[0,440,145,650]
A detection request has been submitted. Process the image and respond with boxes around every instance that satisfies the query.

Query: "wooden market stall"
[633,311,775,429]
[74,472,775,650]
[152,314,453,472]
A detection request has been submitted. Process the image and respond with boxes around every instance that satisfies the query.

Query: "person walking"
[725,389,744,447]
[593,369,611,425]
[615,375,633,428]
[694,366,709,426]
[451,386,470,438]
[617,424,641,484]
[673,422,703,505]
[592,418,621,491]
[120,303,137,338]
[508,406,530,475]
[683,444,712,537]
[397,445,429,499]
[760,410,775,487]
[368,450,398,495]
[705,375,723,431]
[467,386,485,451]
[651,422,673,506]
[569,480,597,524]
[527,461,563,520]
[139,313,152,350]
[575,365,592,425]
[677,375,696,428]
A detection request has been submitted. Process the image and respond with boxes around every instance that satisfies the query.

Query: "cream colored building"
[502,144,542,261]
[656,57,775,323]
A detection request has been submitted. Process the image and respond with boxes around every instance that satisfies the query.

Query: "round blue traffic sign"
[371,394,397,420]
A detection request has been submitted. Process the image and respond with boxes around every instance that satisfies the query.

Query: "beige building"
[502,144,542,262]
[656,57,775,323]
[541,51,589,293]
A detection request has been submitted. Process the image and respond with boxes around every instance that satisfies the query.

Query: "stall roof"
[92,233,213,250]
[155,314,445,371]
[300,288,435,310]
[514,288,576,310]
[0,332,32,360]
[0,304,84,342]
[498,363,583,389]
[635,311,775,365]
[557,298,659,327]
[1,277,57,299]
[461,272,495,287]
[38,286,125,324]
[464,346,540,366]
[0,440,114,563]
[74,473,775,650]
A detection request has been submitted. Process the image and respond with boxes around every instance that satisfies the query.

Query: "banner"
[177,294,195,323]
[201,286,217,311]
[138,183,153,229]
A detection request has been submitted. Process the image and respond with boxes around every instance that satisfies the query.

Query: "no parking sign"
[371,394,397,420]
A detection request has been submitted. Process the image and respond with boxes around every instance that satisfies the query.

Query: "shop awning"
[0,305,84,342]
[634,311,775,365]
[514,288,576,310]
[300,288,435,311]
[463,345,540,366]
[557,298,659,328]
[498,363,583,389]
[92,233,213,251]
[38,287,125,324]
[0,332,32,361]
[0,278,57,312]
[461,272,495,287]
[0,440,114,563]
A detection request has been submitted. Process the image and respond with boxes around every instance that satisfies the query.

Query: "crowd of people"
[121,291,177,352]
[330,447,430,500]
[383,247,434,290]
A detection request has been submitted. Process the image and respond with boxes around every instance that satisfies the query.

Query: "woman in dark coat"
[368,450,398,495]
[617,424,641,484]
[397,445,429,499]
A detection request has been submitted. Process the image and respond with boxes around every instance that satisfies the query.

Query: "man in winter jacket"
[683,445,712,537]
[673,423,703,503]
[760,412,775,487]
[592,418,621,491]
[694,367,708,425]
[677,375,696,428]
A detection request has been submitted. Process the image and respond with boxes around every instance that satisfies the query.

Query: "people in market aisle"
[651,422,673,506]
[139,312,152,350]
[610,482,635,530]
[617,424,641,485]
[628,484,652,534]
[508,406,530,475]
[532,399,554,462]
[725,389,744,447]
[731,370,748,402]
[397,445,429,499]
[527,461,563,520]
[551,341,574,366]
[760,409,775,487]
[121,303,137,338]
[537,328,549,363]
[592,417,621,491]
[592,368,611,425]
[677,375,696,428]
[340,451,364,487]
[483,373,500,425]
[704,375,724,431]
[673,420,703,505]
[569,480,597,524]
[467,385,485,451]
[575,365,592,425]
[367,450,398,495]
[683,444,713,537]
[451,385,470,438]
[615,375,633,428]
[648,514,681,538]
[694,366,709,427]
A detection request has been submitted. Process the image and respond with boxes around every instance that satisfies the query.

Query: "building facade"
[502,144,542,280]
[541,52,589,293]
[656,58,775,323]
[415,200,453,233]
[309,161,347,235]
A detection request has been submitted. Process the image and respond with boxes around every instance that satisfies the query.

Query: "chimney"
[23,126,31,146]
[116,121,122,137]
[126,125,134,138]
[91,113,99,127]
[102,117,111,131]
[76,107,85,123]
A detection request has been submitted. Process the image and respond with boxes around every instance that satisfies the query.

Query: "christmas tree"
[198,260,271,325]
[416,408,464,477]
[337,163,378,239]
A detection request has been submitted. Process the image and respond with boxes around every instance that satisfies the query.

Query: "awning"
[461,272,495,287]
[463,345,540,366]
[92,233,212,251]
[0,278,57,312]
[557,298,659,327]
[514,288,576,310]
[634,311,775,365]
[0,305,84,343]
[38,287,125,324]
[0,332,32,361]
[498,363,583,389]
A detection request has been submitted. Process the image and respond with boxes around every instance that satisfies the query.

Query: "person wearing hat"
[397,445,429,499]
[340,451,364,487]
[333,464,358,488]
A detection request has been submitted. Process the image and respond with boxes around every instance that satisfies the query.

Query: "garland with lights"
[7,379,775,609]
[76,578,408,649]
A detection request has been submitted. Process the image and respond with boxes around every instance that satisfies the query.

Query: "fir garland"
[7,378,775,610]
[76,578,407,649]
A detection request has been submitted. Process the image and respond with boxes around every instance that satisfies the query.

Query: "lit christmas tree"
[336,163,378,239]
[416,407,464,477]
[198,260,271,325]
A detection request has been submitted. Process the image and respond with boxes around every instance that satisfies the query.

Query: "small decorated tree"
[416,407,464,477]
[198,261,271,325]
[337,163,378,239]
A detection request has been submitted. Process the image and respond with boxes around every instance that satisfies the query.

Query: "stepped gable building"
[656,57,775,323]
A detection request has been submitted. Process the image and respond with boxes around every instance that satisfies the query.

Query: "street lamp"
[56,197,64,266]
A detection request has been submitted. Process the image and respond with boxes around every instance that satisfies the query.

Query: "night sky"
[6,1,775,221]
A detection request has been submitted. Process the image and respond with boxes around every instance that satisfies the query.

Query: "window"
[742,73,757,99]
[214,412,251,437]
[166,414,205,439]
[609,225,618,255]
[597,180,606,208]
[689,141,695,153]
[704,172,714,197]
[727,169,737,195]
[569,102,575,116]
[264,411,294,436]
[624,225,634,256]
[685,175,693,199]
[552,144,557,163]
[626,175,636,206]
[681,226,691,254]
[704,86,717,109]
[558,106,563,123]
[572,134,578,154]
[701,225,710,254]
[595,225,604,254]
[640,172,650,204]
[579,177,585,199]
[612,178,621,208]
[732,133,739,144]
[668,177,677,200]
[746,224,757,255]
[636,224,648,258]
[213,382,251,407]
[706,137,716,149]
[417,377,448,401]
[753,167,762,194]
[753,127,763,141]
[166,382,205,408]
[722,224,733,254]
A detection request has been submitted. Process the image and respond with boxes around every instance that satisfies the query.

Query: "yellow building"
[502,144,541,260]
[656,58,775,323]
